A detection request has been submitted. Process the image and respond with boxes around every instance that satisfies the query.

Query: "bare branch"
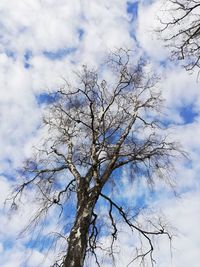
[157,0,200,71]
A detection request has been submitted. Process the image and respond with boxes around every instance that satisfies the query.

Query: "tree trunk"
[63,196,96,267]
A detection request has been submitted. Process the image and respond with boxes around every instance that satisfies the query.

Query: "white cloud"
[0,0,200,266]
[153,190,200,267]
[137,0,169,61]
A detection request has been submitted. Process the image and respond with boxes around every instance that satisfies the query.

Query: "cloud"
[0,0,200,266]
[152,190,200,267]
[137,0,169,61]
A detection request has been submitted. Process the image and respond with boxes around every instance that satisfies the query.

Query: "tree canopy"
[9,49,181,267]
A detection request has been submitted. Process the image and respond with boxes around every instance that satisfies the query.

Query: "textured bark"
[63,191,98,267]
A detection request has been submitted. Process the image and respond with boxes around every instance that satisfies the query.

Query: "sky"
[0,0,200,266]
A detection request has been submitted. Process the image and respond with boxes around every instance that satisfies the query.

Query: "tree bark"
[63,193,97,267]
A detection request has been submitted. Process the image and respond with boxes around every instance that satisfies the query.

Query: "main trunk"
[63,196,96,267]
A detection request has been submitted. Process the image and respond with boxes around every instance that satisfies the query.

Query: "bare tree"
[157,0,200,71]
[9,49,182,267]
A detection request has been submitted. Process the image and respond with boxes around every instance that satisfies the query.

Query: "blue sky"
[0,0,200,266]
